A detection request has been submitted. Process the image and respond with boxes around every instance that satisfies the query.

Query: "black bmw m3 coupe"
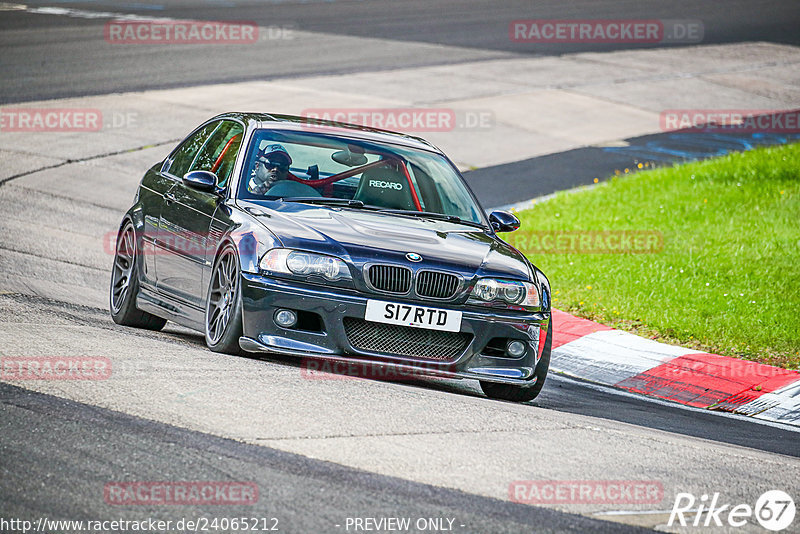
[110,113,552,402]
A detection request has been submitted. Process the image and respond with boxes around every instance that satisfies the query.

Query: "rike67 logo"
[669,490,795,531]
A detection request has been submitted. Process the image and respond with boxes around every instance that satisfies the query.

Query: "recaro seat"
[353,164,415,210]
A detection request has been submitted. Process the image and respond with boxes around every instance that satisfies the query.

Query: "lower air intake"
[343,318,471,360]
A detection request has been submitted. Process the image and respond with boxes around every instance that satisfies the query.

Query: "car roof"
[209,112,441,153]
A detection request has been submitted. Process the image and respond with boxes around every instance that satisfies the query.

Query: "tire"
[109,222,167,331]
[480,320,552,403]
[204,244,244,355]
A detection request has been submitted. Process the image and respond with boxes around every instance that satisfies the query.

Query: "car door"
[137,163,176,290]
[157,120,244,309]
[140,121,218,291]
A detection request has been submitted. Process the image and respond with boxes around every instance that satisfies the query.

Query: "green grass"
[502,143,800,369]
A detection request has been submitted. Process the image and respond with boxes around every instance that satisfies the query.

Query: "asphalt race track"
[2,0,800,103]
[1,2,800,533]
[1,381,648,533]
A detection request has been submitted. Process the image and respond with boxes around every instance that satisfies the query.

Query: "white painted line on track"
[594,509,688,516]
[0,2,171,20]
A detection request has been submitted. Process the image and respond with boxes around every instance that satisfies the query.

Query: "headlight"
[259,249,351,281]
[467,278,540,309]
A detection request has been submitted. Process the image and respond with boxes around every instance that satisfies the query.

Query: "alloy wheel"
[207,249,239,344]
[110,225,135,314]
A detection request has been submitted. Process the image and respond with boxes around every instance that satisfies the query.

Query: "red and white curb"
[550,310,800,427]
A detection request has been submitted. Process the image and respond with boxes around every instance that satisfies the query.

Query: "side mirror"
[183,170,219,194]
[489,210,521,233]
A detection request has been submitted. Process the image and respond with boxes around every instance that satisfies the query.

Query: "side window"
[216,131,243,189]
[189,121,244,190]
[167,121,220,179]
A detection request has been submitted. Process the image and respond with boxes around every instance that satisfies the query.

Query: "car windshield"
[236,128,486,225]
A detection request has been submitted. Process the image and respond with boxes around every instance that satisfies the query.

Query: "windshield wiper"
[377,209,487,229]
[280,197,368,208]
[279,198,487,228]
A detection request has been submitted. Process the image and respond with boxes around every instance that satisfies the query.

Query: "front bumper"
[239,273,550,386]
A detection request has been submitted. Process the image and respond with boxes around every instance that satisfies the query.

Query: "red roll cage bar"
[285,156,422,211]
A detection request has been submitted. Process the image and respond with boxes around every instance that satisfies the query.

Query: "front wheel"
[109,222,167,331]
[480,320,552,403]
[205,244,244,354]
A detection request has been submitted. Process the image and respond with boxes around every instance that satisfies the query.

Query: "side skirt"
[137,286,205,332]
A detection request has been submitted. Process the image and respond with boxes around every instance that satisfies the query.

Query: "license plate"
[365,300,462,333]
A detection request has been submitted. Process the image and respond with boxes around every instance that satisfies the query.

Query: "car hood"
[239,201,531,280]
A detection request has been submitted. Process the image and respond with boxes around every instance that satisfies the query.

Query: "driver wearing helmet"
[248,143,292,195]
